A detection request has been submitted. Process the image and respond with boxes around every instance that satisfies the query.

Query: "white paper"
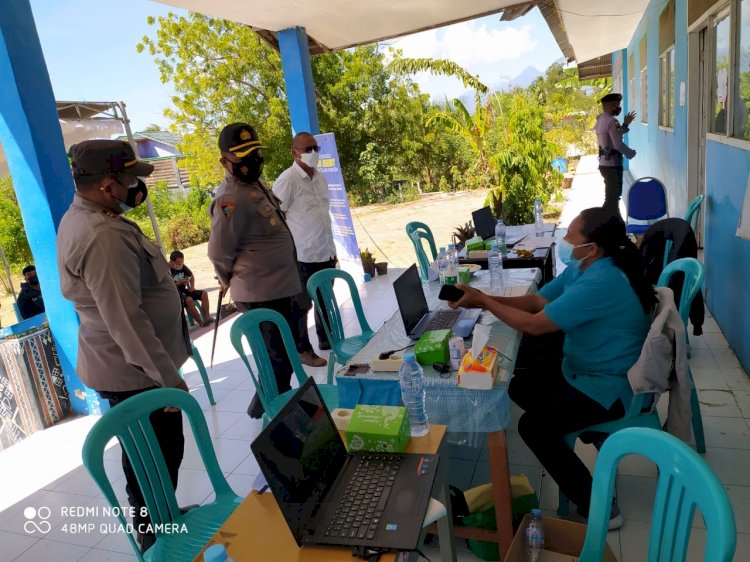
[737,173,750,240]
[679,81,686,107]
[514,236,556,250]
[470,323,491,358]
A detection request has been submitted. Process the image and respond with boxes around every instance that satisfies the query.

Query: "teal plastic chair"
[229,308,338,424]
[406,221,438,282]
[657,257,706,453]
[178,342,215,406]
[82,388,242,562]
[557,393,661,516]
[663,195,705,269]
[307,268,375,384]
[579,428,736,562]
[186,300,206,327]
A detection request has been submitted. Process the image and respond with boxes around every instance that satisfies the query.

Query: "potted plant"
[375,261,388,276]
[360,248,376,276]
[453,222,476,248]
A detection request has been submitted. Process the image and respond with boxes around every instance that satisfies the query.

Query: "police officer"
[18,265,45,319]
[57,140,190,552]
[595,93,637,216]
[208,123,302,419]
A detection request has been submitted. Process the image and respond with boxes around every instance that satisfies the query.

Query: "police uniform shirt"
[208,174,301,303]
[57,196,189,392]
[595,112,636,167]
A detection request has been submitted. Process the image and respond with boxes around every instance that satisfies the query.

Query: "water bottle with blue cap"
[399,353,429,436]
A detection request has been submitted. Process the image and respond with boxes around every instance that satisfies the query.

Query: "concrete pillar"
[278,27,320,135]
[0,0,99,414]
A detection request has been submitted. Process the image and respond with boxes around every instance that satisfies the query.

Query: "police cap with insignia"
[68,140,155,178]
[218,123,265,158]
[600,93,623,104]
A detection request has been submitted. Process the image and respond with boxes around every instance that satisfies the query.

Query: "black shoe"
[248,395,265,419]
[318,341,331,351]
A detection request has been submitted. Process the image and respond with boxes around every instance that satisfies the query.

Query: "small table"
[194,425,456,562]
[336,268,541,558]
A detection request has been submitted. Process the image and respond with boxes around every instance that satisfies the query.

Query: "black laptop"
[471,206,527,246]
[250,378,439,551]
[393,264,480,340]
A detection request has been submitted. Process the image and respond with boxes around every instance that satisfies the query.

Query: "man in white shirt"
[272,132,337,367]
[595,93,637,216]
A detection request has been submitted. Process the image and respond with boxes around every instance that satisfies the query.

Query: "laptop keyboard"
[425,309,461,331]
[325,454,401,541]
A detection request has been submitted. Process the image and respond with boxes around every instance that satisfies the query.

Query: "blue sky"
[30,1,564,132]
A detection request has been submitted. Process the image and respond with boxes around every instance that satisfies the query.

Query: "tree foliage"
[0,177,32,272]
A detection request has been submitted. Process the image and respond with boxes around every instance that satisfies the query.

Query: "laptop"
[250,378,439,551]
[471,206,527,246]
[393,264,481,340]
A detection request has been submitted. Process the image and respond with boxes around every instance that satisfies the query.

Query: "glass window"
[660,55,669,126]
[711,12,730,134]
[734,0,750,140]
[669,49,676,127]
[641,68,649,123]
[629,76,636,115]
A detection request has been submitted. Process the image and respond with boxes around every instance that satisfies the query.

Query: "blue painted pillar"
[278,27,320,135]
[0,0,100,414]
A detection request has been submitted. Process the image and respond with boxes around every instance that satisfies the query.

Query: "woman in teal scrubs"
[451,207,656,527]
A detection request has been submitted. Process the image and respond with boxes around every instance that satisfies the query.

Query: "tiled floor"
[2,156,749,561]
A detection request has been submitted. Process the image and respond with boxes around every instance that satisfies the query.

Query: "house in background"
[116,130,191,190]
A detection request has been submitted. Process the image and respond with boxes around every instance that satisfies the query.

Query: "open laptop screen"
[472,206,495,240]
[393,264,430,335]
[251,379,347,543]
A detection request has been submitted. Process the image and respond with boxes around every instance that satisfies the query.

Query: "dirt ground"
[0,188,564,326]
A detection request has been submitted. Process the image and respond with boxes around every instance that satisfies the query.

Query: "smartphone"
[438,284,465,301]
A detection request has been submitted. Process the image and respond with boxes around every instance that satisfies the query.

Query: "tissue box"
[415,329,451,366]
[465,235,486,252]
[457,346,499,390]
[345,405,410,453]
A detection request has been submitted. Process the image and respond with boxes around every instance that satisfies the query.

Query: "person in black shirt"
[169,251,211,327]
[18,265,45,320]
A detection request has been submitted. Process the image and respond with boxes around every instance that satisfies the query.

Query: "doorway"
[687,26,709,247]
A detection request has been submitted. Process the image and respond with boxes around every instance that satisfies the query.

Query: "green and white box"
[345,404,411,453]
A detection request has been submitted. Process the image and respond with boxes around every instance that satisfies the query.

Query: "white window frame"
[659,47,676,129]
[641,67,649,123]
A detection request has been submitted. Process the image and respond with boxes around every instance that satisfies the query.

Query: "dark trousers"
[291,259,336,353]
[236,297,294,418]
[508,357,624,517]
[99,387,184,533]
[599,165,624,216]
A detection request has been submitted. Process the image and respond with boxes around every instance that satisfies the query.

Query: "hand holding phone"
[438,284,465,302]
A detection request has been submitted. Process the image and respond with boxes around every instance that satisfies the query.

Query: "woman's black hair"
[579,207,657,314]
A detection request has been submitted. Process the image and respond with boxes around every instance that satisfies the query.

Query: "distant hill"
[451,65,544,108]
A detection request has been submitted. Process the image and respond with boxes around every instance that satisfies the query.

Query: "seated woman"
[450,207,655,528]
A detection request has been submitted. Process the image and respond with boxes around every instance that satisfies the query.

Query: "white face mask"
[300,151,319,168]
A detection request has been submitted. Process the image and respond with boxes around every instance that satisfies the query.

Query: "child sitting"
[169,250,212,327]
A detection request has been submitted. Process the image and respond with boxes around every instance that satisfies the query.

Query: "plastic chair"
[657,257,706,453]
[685,194,705,233]
[178,341,215,406]
[406,221,438,282]
[229,308,338,424]
[579,428,736,562]
[186,300,206,327]
[82,388,242,562]
[626,177,669,235]
[557,393,661,516]
[307,269,375,384]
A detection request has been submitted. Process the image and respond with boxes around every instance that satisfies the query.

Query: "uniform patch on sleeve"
[221,202,236,218]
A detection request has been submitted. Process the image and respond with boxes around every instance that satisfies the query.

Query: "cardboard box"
[457,346,499,390]
[345,404,410,453]
[465,235,486,252]
[414,329,451,366]
[504,514,617,562]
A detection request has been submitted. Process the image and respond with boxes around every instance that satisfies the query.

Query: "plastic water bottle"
[534,198,544,237]
[437,247,448,284]
[204,543,237,562]
[444,244,458,285]
[495,218,507,257]
[525,509,545,562]
[488,242,504,292]
[399,353,429,437]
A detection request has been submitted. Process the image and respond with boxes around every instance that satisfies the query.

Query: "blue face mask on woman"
[557,239,594,266]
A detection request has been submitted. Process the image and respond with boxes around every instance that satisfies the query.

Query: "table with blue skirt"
[337,267,541,557]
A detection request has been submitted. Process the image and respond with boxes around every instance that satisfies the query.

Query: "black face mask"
[28,275,40,287]
[229,152,264,183]
[614,107,622,116]
[115,179,149,213]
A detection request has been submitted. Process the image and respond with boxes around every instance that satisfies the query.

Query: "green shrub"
[165,211,210,251]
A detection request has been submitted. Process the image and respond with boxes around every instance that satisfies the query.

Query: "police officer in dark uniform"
[208,123,302,419]
[595,93,637,215]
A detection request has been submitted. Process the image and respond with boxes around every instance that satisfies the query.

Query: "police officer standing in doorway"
[208,123,301,419]
[595,93,637,216]
[57,140,191,553]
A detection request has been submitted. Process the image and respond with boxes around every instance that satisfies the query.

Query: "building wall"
[135,138,178,159]
[617,0,750,373]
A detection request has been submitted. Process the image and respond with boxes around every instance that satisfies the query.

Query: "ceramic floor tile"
[703,331,730,350]
[190,386,230,411]
[219,412,263,441]
[701,416,750,449]
[93,528,137,556]
[506,431,542,467]
[12,538,89,562]
[225,472,257,498]
[0,490,98,537]
[232,452,260,476]
[202,410,245,439]
[617,475,657,524]
[48,466,102,498]
[690,367,729,390]
[712,350,743,371]
[537,474,561,512]
[696,389,743,418]
[616,453,659,478]
[688,333,709,349]
[202,371,246,391]
[175,468,215,507]
[726,485,750,534]
[703,448,750,486]
[181,434,251,475]
[735,532,750,560]
[720,368,750,391]
[606,530,621,561]
[618,519,650,562]
[700,317,721,333]
[78,548,138,561]
[734,391,750,418]
[0,530,39,560]
[687,348,719,369]
[213,389,255,413]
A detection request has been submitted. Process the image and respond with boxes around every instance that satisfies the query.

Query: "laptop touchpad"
[393,487,428,515]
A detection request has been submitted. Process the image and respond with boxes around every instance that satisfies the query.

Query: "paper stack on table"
[513,236,556,250]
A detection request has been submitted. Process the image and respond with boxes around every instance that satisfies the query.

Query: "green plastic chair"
[663,195,705,269]
[178,341,215,406]
[579,428,736,562]
[82,388,242,562]
[186,300,206,327]
[406,221,438,282]
[657,257,706,453]
[306,269,375,384]
[557,393,661,516]
[229,308,338,424]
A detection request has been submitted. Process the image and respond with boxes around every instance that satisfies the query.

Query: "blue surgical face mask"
[557,239,594,266]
